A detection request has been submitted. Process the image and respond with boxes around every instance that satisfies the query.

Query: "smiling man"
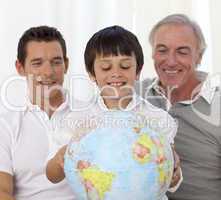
[0,26,74,200]
[137,14,221,200]
[150,19,202,104]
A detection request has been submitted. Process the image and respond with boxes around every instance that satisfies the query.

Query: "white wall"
[210,0,221,74]
[0,0,220,108]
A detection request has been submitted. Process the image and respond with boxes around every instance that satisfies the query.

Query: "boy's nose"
[111,67,122,78]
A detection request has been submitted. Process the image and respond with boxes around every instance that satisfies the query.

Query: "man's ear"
[15,60,25,76]
[196,52,203,65]
[64,58,69,73]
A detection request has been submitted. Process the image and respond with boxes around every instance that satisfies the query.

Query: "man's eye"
[32,62,41,67]
[178,50,189,55]
[157,49,167,53]
[52,60,63,66]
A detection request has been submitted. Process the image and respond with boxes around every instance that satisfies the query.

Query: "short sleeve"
[0,118,14,175]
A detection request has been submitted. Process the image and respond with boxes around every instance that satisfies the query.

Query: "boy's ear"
[136,70,141,80]
[15,60,26,76]
[88,72,96,82]
[64,57,69,73]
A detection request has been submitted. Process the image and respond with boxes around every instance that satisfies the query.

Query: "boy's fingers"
[170,167,181,187]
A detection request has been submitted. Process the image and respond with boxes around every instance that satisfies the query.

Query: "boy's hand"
[46,145,67,183]
[54,145,67,169]
[170,148,181,188]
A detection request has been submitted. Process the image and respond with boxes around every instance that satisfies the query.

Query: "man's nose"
[43,61,54,76]
[166,53,177,67]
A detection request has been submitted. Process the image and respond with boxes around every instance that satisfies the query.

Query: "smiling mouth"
[107,82,127,87]
[163,69,183,75]
[38,81,57,86]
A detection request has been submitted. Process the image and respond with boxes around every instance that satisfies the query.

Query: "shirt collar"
[149,71,217,105]
[97,93,143,111]
[24,89,69,116]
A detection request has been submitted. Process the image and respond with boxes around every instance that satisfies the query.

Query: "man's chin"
[160,81,179,90]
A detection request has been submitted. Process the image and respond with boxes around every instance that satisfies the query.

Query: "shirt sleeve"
[0,118,14,175]
[165,114,178,144]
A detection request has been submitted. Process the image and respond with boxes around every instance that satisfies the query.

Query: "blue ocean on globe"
[64,111,174,200]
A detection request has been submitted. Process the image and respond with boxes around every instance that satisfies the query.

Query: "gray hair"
[149,14,207,56]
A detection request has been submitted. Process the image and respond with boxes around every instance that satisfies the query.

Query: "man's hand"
[0,172,15,200]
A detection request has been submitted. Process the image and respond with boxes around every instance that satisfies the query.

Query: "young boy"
[46,25,182,198]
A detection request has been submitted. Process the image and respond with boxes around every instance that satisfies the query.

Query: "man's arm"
[0,172,15,200]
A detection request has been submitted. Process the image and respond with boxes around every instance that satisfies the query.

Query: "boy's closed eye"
[120,63,132,69]
[101,64,111,71]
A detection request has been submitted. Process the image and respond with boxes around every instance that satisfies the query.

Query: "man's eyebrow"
[155,44,167,49]
[52,56,63,60]
[177,46,191,51]
[30,58,42,63]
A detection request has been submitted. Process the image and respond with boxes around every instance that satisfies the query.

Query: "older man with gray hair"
[137,14,221,200]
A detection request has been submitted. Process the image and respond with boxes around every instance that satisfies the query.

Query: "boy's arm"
[168,146,183,192]
[0,172,15,200]
[46,145,67,183]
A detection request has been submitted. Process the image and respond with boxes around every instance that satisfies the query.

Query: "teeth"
[39,82,55,85]
[164,70,179,74]
[109,82,124,86]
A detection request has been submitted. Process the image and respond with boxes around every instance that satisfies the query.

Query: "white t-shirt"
[0,98,75,200]
[66,94,177,144]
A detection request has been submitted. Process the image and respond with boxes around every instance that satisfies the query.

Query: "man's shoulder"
[137,77,155,88]
[135,77,156,98]
[142,77,155,86]
[0,109,24,132]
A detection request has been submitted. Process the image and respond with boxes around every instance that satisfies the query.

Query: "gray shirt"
[136,72,221,200]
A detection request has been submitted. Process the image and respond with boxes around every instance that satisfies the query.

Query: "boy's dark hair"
[17,26,67,65]
[84,25,144,76]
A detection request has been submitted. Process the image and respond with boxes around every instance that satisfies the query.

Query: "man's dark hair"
[17,25,67,65]
[84,25,144,76]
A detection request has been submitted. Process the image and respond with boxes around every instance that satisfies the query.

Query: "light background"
[0,0,220,108]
